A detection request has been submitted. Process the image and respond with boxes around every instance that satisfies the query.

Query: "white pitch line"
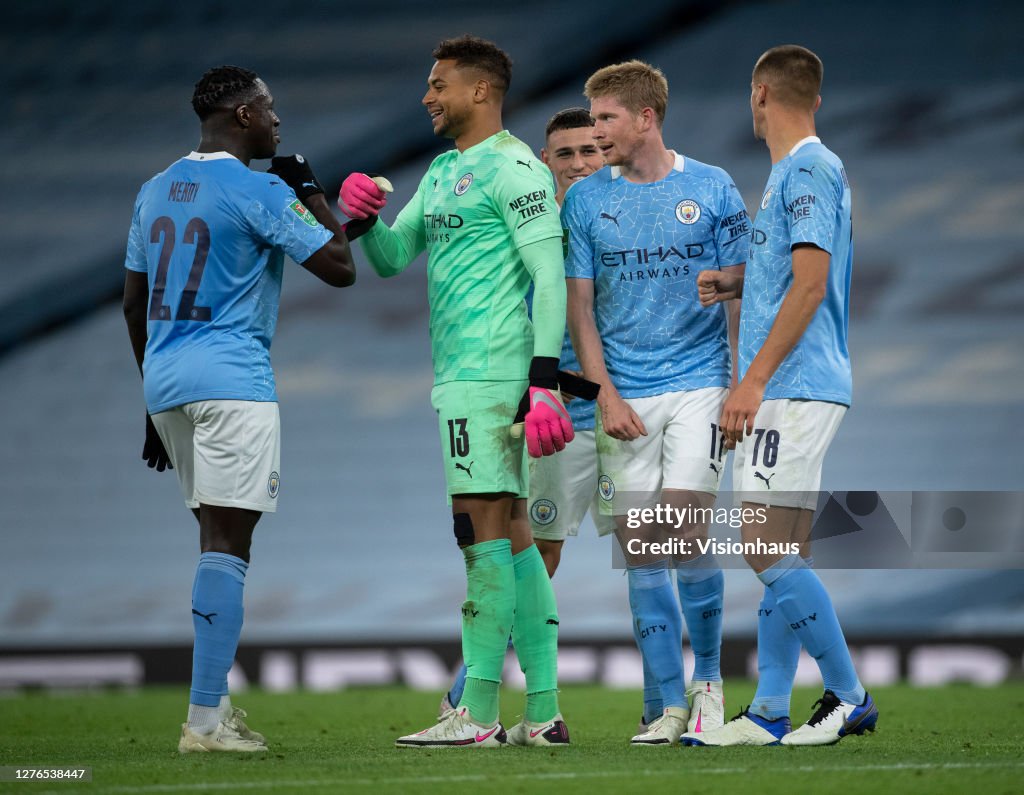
[43,761,1024,794]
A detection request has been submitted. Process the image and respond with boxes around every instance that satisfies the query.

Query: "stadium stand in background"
[2,0,1022,690]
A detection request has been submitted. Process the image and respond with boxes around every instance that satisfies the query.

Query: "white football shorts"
[528,429,618,541]
[732,398,846,510]
[596,387,729,515]
[152,399,281,513]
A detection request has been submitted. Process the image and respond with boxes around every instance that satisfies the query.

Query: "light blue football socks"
[628,563,685,708]
[757,554,865,706]
[188,552,247,731]
[675,553,724,683]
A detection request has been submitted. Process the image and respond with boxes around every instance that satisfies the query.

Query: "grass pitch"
[2,682,1022,794]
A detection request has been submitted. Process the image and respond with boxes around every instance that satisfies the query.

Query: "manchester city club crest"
[598,475,615,502]
[454,173,474,196]
[675,199,701,224]
[530,499,557,526]
[267,471,280,499]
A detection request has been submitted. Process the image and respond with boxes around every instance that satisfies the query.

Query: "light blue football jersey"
[527,198,596,430]
[522,290,594,430]
[124,152,333,414]
[562,154,749,398]
[739,137,853,405]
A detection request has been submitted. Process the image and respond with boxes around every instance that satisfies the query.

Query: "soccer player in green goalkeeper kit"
[339,35,573,748]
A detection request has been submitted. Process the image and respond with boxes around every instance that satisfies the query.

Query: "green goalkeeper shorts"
[431,379,528,498]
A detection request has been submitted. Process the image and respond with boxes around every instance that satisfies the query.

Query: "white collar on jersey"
[185,151,239,161]
[609,151,685,181]
[788,136,821,157]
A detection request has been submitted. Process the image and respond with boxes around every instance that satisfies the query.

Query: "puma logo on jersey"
[798,166,817,177]
[754,471,775,488]
[599,211,621,227]
[192,609,217,625]
[516,160,533,170]
[709,462,720,475]
[455,461,474,478]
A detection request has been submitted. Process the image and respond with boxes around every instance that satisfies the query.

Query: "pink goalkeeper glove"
[514,357,575,457]
[338,172,389,219]
[525,385,574,457]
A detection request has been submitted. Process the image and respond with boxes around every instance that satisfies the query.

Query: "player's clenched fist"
[269,154,325,201]
[516,357,575,457]
[525,386,574,457]
[697,269,743,307]
[598,394,648,442]
[338,173,392,241]
[338,173,390,219]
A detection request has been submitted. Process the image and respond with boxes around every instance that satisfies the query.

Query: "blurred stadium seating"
[1,1,1022,689]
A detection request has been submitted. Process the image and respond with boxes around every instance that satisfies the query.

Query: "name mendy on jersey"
[168,181,199,203]
[600,243,703,281]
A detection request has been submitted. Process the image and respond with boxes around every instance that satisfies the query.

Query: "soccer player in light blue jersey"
[564,61,750,745]
[530,108,615,575]
[123,66,356,753]
[683,45,878,748]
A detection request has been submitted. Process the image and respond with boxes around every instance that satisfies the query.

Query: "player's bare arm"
[296,192,357,287]
[724,264,745,389]
[720,245,829,442]
[566,277,647,441]
[123,270,149,375]
[266,155,357,287]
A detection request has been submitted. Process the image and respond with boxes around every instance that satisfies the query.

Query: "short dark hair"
[753,45,823,109]
[545,107,594,139]
[192,65,262,121]
[432,35,512,95]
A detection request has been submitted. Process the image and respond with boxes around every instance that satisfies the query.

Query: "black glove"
[513,356,561,424]
[142,413,173,472]
[268,154,324,202]
[556,370,600,401]
[342,215,377,242]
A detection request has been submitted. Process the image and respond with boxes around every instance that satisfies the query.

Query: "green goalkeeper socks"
[511,544,561,722]
[460,538,515,725]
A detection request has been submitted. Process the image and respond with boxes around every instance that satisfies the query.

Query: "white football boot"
[507,714,571,747]
[682,707,790,747]
[222,706,265,745]
[178,721,268,753]
[686,680,725,734]
[395,706,507,748]
[781,689,878,746]
[630,706,689,746]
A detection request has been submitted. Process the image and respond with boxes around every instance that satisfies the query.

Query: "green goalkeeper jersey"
[361,130,564,384]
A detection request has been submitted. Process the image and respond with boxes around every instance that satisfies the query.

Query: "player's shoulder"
[678,155,737,190]
[491,131,541,164]
[786,142,843,193]
[487,132,548,180]
[788,141,844,180]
